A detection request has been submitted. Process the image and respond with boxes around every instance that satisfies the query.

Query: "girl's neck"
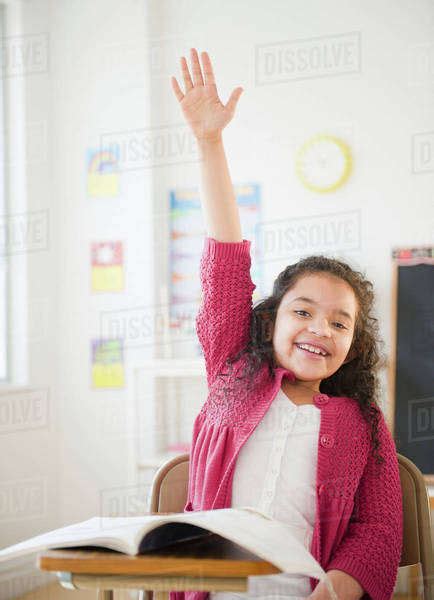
[281,380,318,405]
[282,378,321,396]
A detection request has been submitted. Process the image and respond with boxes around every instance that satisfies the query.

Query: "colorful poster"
[91,241,124,292]
[87,147,120,198]
[91,338,125,388]
[168,183,262,356]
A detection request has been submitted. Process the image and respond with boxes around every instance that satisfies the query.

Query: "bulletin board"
[388,246,434,484]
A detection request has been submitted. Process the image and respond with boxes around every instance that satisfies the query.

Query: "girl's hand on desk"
[171,47,243,143]
[307,569,364,600]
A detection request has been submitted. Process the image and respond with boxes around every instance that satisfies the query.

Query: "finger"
[171,76,184,102]
[201,51,216,86]
[190,47,204,86]
[225,87,244,114]
[180,56,193,91]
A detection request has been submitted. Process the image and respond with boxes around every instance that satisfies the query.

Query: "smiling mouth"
[294,343,330,357]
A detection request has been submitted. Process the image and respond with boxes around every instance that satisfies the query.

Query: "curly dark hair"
[221,255,388,466]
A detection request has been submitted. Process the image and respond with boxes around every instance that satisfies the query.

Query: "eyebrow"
[289,296,354,323]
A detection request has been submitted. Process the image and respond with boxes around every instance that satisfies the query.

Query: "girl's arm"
[197,137,242,242]
[171,49,255,388]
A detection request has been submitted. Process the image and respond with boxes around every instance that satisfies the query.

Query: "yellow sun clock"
[295,134,352,193]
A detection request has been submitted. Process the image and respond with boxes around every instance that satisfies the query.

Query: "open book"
[0,506,337,599]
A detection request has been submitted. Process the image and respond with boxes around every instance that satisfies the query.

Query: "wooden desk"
[37,533,281,600]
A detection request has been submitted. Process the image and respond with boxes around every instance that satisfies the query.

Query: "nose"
[307,317,332,337]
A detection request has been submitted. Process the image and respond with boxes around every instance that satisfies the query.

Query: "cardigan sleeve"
[195,236,256,389]
[325,409,403,600]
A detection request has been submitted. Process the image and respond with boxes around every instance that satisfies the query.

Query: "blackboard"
[389,250,434,483]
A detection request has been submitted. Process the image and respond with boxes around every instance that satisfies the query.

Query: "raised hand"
[171,48,243,142]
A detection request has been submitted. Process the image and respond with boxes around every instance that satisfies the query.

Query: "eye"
[294,310,347,330]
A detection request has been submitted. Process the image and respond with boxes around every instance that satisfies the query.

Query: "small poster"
[392,245,434,263]
[87,147,120,198]
[91,338,125,388]
[91,241,124,292]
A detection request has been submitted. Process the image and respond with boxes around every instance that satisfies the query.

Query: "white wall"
[0,0,433,597]
[48,0,157,526]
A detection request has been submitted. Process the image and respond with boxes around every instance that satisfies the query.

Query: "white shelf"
[134,360,206,473]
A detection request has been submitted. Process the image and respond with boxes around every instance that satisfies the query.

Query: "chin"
[287,361,332,380]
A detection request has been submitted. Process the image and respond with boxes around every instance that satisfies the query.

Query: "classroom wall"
[0,0,433,597]
[48,0,156,526]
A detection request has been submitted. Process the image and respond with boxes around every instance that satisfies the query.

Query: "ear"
[264,318,274,342]
[258,311,274,341]
[343,347,358,364]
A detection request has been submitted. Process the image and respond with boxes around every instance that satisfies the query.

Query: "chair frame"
[397,454,433,599]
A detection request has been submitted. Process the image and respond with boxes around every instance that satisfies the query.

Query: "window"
[0,7,6,381]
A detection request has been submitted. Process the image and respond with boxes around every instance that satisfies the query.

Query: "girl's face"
[271,272,358,391]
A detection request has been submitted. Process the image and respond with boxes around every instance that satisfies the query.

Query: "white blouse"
[210,387,321,600]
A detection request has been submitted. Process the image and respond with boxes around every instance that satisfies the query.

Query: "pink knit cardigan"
[169,237,403,600]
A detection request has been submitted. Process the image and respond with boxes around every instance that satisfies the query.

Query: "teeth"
[296,343,327,356]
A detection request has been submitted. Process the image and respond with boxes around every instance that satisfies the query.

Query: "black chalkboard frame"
[388,247,434,487]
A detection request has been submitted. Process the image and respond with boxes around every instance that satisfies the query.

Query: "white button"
[266,491,272,497]
[271,468,277,474]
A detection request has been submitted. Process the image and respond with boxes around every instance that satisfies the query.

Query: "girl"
[169,48,403,600]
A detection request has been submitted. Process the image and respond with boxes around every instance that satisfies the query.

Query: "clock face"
[295,135,352,193]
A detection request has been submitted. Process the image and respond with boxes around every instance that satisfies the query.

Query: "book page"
[137,507,338,600]
[0,516,158,561]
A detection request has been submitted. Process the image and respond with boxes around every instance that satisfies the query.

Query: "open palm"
[171,48,243,142]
